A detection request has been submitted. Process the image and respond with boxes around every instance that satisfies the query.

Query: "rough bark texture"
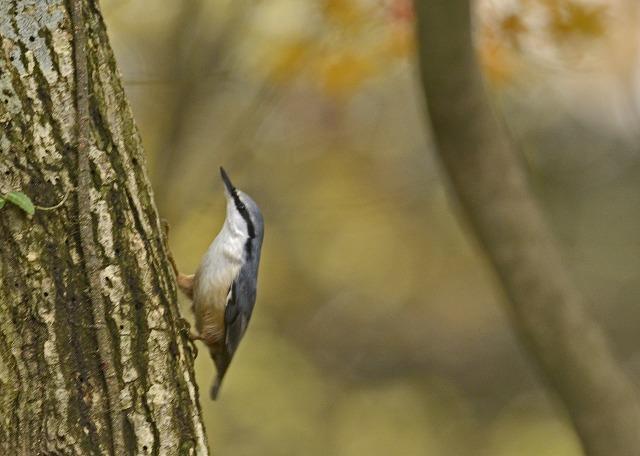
[414,2,640,455]
[0,0,209,454]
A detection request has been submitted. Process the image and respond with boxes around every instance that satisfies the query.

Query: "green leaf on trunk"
[0,197,5,209]
[5,192,35,215]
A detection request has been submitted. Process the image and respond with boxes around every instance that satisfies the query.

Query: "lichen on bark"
[0,0,209,454]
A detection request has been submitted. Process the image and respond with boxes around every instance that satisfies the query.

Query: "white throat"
[194,218,246,314]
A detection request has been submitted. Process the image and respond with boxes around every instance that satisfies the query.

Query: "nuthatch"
[175,167,264,399]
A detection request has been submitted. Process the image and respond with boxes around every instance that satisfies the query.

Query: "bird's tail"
[210,352,230,400]
[210,377,223,400]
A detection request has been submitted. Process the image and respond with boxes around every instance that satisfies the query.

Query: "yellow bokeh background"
[104,0,640,454]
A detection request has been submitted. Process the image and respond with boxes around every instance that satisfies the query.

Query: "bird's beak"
[220,166,235,196]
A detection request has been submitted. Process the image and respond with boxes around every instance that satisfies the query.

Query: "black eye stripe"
[231,190,255,242]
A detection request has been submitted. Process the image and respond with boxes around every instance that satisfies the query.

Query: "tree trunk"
[0,0,209,454]
[413,1,640,455]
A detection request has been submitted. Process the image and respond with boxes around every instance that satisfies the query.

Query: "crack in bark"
[71,0,125,454]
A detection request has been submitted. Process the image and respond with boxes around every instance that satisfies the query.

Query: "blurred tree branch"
[413,1,640,455]
[153,0,250,220]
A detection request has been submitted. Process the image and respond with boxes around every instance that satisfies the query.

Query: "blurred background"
[103,0,640,454]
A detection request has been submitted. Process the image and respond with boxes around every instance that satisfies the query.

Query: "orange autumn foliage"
[262,0,608,95]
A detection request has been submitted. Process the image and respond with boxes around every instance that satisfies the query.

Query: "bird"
[173,167,264,399]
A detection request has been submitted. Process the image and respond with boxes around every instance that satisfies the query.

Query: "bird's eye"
[238,203,245,210]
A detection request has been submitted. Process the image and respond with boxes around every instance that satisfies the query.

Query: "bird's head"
[220,167,264,241]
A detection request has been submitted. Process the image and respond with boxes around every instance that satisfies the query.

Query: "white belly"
[192,229,244,343]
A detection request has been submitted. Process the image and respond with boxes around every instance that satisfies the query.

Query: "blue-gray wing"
[211,258,260,399]
[224,266,257,358]
[211,269,257,400]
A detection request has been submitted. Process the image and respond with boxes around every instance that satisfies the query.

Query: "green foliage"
[0,190,68,215]
[1,192,35,215]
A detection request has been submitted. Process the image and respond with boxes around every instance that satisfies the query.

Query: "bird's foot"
[176,318,200,356]
[189,330,205,342]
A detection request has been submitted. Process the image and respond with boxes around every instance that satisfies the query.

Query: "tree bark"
[414,2,640,455]
[0,0,209,454]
